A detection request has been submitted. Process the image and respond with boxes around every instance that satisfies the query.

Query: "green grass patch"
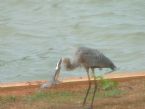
[0,90,125,109]
[0,79,125,109]
[101,89,124,97]
[96,76,118,90]
[0,88,124,104]
[0,95,17,103]
[23,90,85,104]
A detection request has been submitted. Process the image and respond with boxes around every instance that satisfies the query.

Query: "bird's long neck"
[64,58,79,71]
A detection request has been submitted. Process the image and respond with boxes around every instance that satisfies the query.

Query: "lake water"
[0,0,145,82]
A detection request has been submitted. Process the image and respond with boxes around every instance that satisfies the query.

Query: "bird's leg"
[83,68,91,106]
[90,68,97,109]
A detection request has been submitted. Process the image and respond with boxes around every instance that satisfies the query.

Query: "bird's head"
[62,58,71,65]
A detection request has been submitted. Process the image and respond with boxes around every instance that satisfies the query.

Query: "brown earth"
[0,72,145,109]
[0,78,145,109]
[0,72,145,96]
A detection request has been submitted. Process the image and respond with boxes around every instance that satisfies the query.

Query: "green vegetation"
[96,76,118,90]
[25,90,83,103]
[0,77,125,109]
[0,84,124,107]
[1,79,145,109]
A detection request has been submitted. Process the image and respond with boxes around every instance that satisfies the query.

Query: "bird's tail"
[110,64,117,71]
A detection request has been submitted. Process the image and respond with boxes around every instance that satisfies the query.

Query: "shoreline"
[0,71,145,88]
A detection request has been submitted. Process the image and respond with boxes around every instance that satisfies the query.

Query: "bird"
[63,46,116,109]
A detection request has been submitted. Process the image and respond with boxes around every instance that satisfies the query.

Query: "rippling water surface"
[0,0,145,82]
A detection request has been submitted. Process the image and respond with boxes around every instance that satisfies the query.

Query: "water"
[0,0,145,82]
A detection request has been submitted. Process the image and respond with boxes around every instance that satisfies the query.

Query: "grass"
[0,78,145,109]
[0,85,124,109]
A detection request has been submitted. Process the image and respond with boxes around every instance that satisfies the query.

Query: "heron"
[62,46,116,109]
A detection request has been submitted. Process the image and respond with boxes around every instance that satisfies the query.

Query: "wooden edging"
[0,72,145,88]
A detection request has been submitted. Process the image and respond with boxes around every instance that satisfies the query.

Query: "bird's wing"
[79,50,102,67]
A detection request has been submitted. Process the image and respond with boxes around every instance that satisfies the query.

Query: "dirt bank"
[0,71,145,96]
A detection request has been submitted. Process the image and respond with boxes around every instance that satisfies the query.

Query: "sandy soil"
[0,72,145,109]
[0,78,145,109]
[0,71,145,96]
[0,77,144,96]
